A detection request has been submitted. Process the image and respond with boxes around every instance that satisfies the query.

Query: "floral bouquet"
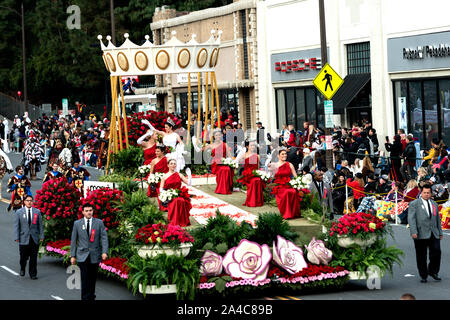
[252,170,271,183]
[147,172,164,195]
[78,188,124,230]
[134,223,194,248]
[99,257,130,280]
[138,164,152,175]
[158,186,191,208]
[221,158,238,169]
[328,212,386,241]
[289,176,309,190]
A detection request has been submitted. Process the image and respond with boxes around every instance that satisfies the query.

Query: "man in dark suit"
[308,171,334,219]
[408,184,443,283]
[13,195,44,279]
[70,203,109,300]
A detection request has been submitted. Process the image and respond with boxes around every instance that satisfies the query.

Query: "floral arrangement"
[138,165,152,175]
[45,239,71,257]
[78,188,124,230]
[253,170,271,183]
[99,257,129,280]
[35,178,82,221]
[134,223,195,247]
[328,212,386,240]
[272,236,307,274]
[223,239,272,281]
[268,264,349,284]
[35,178,82,242]
[200,251,223,276]
[221,158,238,169]
[122,111,182,146]
[304,237,333,265]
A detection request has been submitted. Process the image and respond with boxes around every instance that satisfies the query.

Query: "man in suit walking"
[408,184,443,283]
[309,171,334,219]
[70,203,109,300]
[13,195,44,279]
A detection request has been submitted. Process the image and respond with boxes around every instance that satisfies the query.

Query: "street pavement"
[0,152,449,300]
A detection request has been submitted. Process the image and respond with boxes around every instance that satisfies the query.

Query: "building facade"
[148,0,260,131]
[257,0,450,149]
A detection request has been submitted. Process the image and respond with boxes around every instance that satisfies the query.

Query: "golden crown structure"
[99,31,223,172]
[97,30,222,76]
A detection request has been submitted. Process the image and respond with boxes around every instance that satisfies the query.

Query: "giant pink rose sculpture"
[273,235,307,274]
[200,250,223,276]
[305,237,333,265]
[222,239,272,281]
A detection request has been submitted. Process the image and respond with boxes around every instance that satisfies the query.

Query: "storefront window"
[276,90,286,129]
[408,81,424,147]
[394,78,449,149]
[286,89,296,126]
[316,92,325,129]
[439,79,450,147]
[295,88,306,129]
[306,88,317,127]
[423,80,438,148]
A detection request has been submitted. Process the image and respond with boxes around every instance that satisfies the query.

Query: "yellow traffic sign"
[313,63,344,100]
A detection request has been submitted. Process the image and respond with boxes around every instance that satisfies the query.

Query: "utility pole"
[21,2,27,113]
[110,0,116,45]
[318,0,333,169]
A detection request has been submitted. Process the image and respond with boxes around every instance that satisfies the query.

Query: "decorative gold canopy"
[97,30,222,76]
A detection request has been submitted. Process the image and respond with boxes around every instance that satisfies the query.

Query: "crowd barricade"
[330,182,448,226]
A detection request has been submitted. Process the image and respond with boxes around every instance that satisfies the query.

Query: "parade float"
[36,30,404,300]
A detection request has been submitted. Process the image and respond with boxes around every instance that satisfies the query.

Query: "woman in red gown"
[137,130,158,165]
[270,149,301,219]
[147,145,169,198]
[239,141,264,207]
[160,159,191,227]
[204,130,233,195]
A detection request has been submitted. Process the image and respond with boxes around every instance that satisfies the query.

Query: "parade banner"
[83,181,116,198]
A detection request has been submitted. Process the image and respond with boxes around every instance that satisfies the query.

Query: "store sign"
[274,58,321,73]
[403,44,450,60]
[271,48,328,82]
[388,31,450,72]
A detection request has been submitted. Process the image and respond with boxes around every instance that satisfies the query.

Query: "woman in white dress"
[141,118,185,172]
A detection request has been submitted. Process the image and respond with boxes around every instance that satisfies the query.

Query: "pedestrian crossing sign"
[313,63,344,100]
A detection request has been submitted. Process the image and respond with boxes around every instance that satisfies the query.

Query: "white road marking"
[51,295,64,300]
[1,266,19,276]
[404,274,415,277]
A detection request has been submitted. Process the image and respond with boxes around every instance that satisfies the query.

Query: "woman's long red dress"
[211,143,234,195]
[243,154,264,207]
[164,173,191,227]
[148,157,169,198]
[274,163,300,219]
[143,145,156,165]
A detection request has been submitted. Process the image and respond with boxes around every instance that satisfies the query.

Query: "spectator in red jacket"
[347,173,365,210]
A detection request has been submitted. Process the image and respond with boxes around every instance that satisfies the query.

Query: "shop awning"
[331,73,371,113]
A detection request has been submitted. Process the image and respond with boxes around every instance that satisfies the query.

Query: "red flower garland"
[78,188,123,230]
